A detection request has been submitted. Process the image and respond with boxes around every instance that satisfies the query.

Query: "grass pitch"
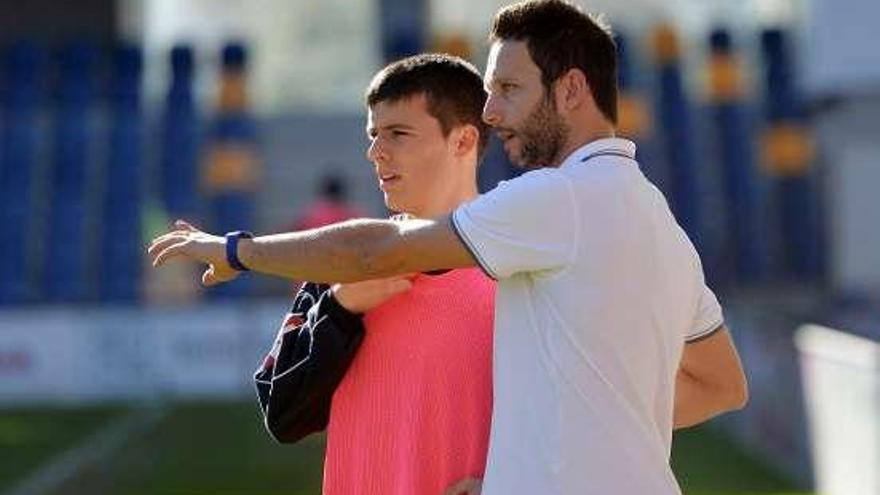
[2,401,809,495]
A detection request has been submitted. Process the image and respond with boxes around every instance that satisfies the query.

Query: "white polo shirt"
[451,138,722,494]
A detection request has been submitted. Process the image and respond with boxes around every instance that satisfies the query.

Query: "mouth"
[378,173,401,190]
[496,129,517,144]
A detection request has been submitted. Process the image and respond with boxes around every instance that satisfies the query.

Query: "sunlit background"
[1,0,878,494]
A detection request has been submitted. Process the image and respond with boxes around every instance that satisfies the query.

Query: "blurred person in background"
[282,170,369,293]
[289,170,369,231]
[255,54,495,495]
[149,1,748,493]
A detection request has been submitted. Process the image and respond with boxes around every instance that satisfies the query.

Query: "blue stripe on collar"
[580,150,635,162]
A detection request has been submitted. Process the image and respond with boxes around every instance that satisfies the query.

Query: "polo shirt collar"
[560,137,637,169]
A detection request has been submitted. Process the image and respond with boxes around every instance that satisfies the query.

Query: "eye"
[391,130,409,137]
[500,82,517,93]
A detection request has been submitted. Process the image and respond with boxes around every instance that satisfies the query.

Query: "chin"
[384,198,406,215]
[504,145,527,168]
[507,153,529,169]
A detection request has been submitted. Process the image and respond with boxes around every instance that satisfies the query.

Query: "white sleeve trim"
[450,211,500,280]
[686,321,724,343]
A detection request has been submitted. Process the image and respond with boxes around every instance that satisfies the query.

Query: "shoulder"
[502,167,570,190]
[476,167,575,209]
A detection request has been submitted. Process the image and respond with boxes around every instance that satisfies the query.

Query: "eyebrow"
[366,123,417,136]
[484,76,518,91]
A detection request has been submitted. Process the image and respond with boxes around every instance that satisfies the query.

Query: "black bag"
[254,282,365,443]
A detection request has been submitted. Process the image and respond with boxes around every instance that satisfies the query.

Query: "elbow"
[732,376,749,410]
[722,375,749,412]
[309,219,400,282]
[727,359,750,411]
[349,234,403,281]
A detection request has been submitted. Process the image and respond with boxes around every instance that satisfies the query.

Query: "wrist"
[225,231,254,271]
[237,237,255,271]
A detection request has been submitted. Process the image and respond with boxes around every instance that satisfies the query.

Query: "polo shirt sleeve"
[686,284,724,342]
[450,169,578,279]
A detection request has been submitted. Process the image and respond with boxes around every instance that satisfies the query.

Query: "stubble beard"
[511,94,569,169]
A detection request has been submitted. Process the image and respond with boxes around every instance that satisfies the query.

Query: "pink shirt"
[323,268,495,495]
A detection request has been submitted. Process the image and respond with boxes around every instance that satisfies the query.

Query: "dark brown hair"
[490,0,618,124]
[366,53,489,158]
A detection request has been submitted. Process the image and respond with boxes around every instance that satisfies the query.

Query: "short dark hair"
[490,0,618,124]
[365,53,489,158]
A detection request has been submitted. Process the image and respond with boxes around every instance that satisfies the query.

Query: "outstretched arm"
[147,217,475,285]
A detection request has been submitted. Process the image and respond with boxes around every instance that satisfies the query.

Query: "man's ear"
[555,68,590,112]
[451,124,479,157]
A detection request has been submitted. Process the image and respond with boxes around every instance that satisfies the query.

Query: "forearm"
[673,369,745,429]
[237,218,413,283]
[148,215,472,286]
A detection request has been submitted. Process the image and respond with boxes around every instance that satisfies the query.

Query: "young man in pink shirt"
[254,54,495,495]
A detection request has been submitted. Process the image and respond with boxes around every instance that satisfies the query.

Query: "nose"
[367,136,388,164]
[482,94,503,127]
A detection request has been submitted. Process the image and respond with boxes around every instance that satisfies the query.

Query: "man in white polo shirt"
[148,2,748,493]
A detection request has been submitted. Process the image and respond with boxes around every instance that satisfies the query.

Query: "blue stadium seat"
[707,28,765,283]
[651,26,705,256]
[0,41,44,303]
[99,43,144,302]
[760,29,823,280]
[44,41,97,302]
[160,44,201,218]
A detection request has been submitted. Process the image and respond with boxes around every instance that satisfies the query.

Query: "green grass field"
[0,404,127,490]
[672,426,809,495]
[2,400,810,495]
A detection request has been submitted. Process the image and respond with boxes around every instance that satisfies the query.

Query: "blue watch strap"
[225,231,254,271]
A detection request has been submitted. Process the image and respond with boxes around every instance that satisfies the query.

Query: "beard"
[502,94,569,169]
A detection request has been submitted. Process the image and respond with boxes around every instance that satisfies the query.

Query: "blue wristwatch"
[225,231,254,271]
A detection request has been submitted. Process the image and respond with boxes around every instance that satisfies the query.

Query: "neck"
[551,117,616,167]
[410,160,479,218]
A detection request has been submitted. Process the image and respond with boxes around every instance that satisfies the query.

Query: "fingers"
[202,267,217,286]
[386,278,413,295]
[175,219,200,232]
[381,273,418,283]
[147,219,237,289]
[203,266,238,287]
[442,478,482,495]
[147,234,191,266]
[351,277,412,294]
[460,478,481,495]
[152,240,190,267]
[147,231,188,255]
[146,219,200,254]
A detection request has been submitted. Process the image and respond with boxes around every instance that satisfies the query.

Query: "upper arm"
[687,284,725,342]
[447,171,578,279]
[680,325,748,400]
[370,216,478,276]
[364,171,578,277]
